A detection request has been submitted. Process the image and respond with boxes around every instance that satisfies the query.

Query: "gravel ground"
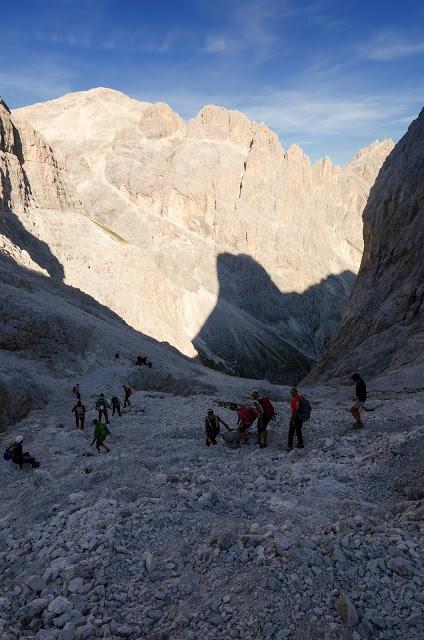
[0,367,423,640]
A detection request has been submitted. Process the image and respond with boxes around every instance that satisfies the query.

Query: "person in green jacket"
[91,419,111,453]
[95,393,110,424]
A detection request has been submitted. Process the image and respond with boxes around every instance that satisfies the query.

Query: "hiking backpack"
[237,405,257,427]
[259,397,275,418]
[297,396,312,422]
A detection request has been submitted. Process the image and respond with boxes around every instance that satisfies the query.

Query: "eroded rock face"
[11,88,394,381]
[309,108,424,381]
[0,99,77,213]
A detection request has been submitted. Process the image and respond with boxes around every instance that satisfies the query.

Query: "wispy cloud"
[33,27,176,54]
[204,36,230,53]
[362,32,424,61]
[202,0,284,59]
[35,31,92,48]
[239,89,422,137]
[0,60,74,104]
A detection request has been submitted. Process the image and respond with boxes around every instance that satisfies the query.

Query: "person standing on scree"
[250,390,275,448]
[111,395,122,417]
[350,373,367,428]
[72,400,86,429]
[123,385,133,408]
[95,393,110,424]
[91,419,111,453]
[204,409,232,446]
[287,388,305,451]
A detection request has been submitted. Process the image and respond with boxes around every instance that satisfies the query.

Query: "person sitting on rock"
[111,395,121,417]
[349,373,367,428]
[91,419,111,453]
[9,436,40,469]
[72,400,86,429]
[136,356,152,368]
[250,390,275,448]
[205,409,232,446]
[95,393,110,424]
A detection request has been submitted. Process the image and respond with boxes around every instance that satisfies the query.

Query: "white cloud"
[362,32,424,61]
[202,0,282,59]
[204,36,229,53]
[239,89,421,137]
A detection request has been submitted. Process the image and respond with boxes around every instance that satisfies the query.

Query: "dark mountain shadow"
[0,210,65,279]
[193,253,355,385]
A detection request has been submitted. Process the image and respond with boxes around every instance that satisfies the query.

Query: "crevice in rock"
[238,137,255,201]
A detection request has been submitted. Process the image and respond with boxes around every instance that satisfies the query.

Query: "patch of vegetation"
[90,218,129,244]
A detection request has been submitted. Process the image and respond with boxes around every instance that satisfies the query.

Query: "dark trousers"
[18,453,37,469]
[112,405,121,417]
[288,417,304,447]
[205,425,219,446]
[98,408,109,423]
[75,414,85,429]
[257,414,271,445]
[124,395,131,407]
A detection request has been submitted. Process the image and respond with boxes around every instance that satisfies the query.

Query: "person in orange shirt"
[287,388,304,451]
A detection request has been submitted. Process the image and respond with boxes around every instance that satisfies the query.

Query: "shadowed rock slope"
[309,108,424,382]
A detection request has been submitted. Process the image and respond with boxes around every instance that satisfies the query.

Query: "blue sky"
[2,0,423,163]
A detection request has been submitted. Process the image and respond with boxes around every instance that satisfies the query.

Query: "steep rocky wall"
[13,89,394,381]
[309,108,424,381]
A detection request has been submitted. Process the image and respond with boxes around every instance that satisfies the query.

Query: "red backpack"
[259,397,275,418]
[237,405,257,427]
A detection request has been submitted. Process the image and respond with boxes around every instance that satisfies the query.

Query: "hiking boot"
[295,444,304,449]
[286,446,293,452]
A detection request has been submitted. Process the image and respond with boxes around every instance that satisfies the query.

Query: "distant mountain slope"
[308,108,424,382]
[9,89,393,381]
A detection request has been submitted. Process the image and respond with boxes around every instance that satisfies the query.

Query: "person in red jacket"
[251,390,275,448]
[287,388,304,451]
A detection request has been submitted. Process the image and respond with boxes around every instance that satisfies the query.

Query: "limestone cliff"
[12,88,393,381]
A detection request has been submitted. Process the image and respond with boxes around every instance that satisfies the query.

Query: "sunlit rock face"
[8,89,393,381]
[307,108,424,382]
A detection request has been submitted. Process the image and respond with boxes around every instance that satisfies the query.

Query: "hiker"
[72,383,81,400]
[350,373,367,428]
[111,395,121,417]
[250,390,275,448]
[123,385,133,407]
[72,400,86,429]
[7,436,40,469]
[95,393,110,424]
[91,419,111,453]
[231,403,257,443]
[136,356,152,368]
[288,388,305,450]
[205,409,232,446]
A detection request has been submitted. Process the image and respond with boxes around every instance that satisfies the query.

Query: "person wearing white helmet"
[8,436,40,469]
